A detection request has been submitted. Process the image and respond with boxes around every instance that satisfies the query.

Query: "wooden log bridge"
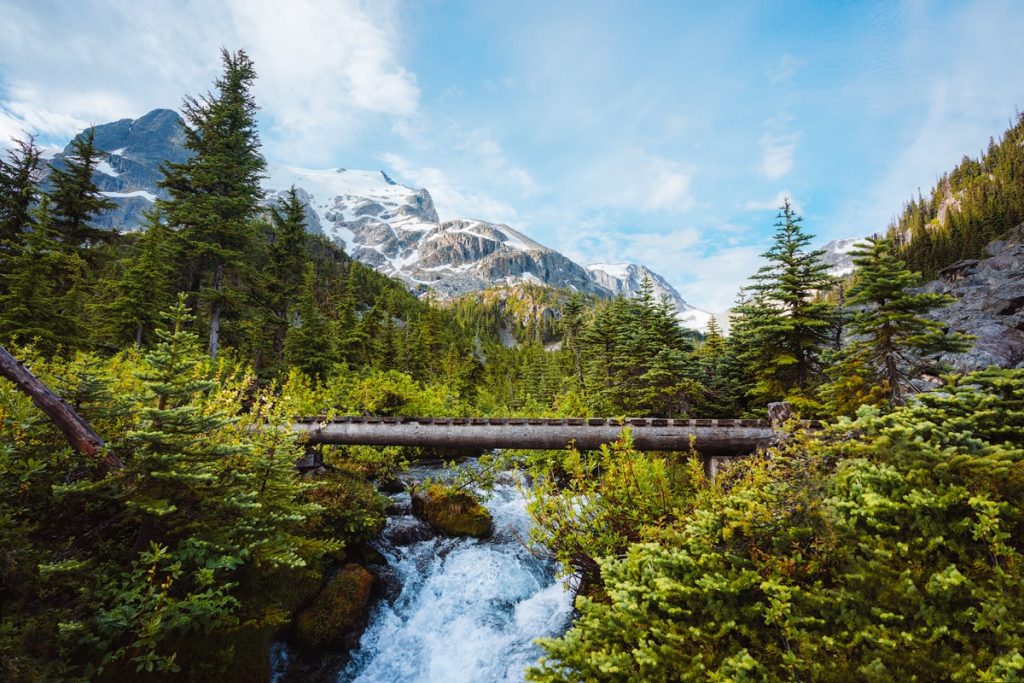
[291,415,818,456]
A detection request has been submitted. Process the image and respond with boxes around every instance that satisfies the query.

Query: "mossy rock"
[292,563,376,652]
[411,484,493,538]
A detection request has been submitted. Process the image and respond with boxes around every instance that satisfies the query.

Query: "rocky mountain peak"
[57,108,710,328]
[819,237,866,277]
[586,262,713,330]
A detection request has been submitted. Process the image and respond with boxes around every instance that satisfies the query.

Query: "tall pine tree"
[159,48,266,359]
[266,187,310,363]
[739,200,836,408]
[0,134,42,254]
[824,237,970,409]
[0,197,82,354]
[104,209,179,348]
[285,264,336,381]
[46,127,116,252]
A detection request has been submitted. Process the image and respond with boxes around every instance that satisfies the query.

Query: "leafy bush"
[526,431,707,594]
[529,369,1024,682]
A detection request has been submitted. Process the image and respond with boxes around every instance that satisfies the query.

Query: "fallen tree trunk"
[0,344,122,472]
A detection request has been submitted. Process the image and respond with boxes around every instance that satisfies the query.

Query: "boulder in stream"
[292,563,376,652]
[412,483,494,538]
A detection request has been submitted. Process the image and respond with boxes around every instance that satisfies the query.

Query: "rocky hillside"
[266,166,606,300]
[56,109,710,327]
[922,223,1024,371]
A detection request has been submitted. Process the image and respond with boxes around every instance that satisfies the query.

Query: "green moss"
[412,484,493,538]
[292,563,375,652]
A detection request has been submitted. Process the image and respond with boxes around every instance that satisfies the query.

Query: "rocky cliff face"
[55,109,709,327]
[43,108,190,229]
[266,165,610,300]
[922,224,1024,371]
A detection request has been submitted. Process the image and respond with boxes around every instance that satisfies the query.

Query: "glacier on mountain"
[67,109,711,329]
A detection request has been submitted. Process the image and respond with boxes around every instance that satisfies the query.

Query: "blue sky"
[2,0,1024,311]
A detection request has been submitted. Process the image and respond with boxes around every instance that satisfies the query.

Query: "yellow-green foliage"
[276,366,463,419]
[348,369,462,416]
[528,368,1024,682]
[0,305,348,681]
[526,431,707,592]
[293,563,375,651]
[413,483,493,538]
[305,468,387,543]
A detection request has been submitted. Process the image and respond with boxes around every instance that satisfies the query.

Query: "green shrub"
[529,369,1024,682]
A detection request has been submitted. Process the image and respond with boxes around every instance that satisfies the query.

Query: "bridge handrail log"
[287,415,818,456]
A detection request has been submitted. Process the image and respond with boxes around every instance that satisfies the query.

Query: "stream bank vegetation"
[2,48,1024,681]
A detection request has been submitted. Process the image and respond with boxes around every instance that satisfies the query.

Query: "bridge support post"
[768,401,795,428]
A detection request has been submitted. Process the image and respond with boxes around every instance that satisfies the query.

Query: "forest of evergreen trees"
[888,111,1024,277]
[2,48,1023,681]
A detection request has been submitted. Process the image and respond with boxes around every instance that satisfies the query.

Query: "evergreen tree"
[576,279,699,417]
[0,134,42,253]
[285,264,335,381]
[561,294,587,391]
[46,128,116,251]
[696,316,741,415]
[266,187,309,362]
[334,263,362,367]
[159,48,266,359]
[90,295,325,675]
[739,200,836,408]
[104,209,178,348]
[824,237,970,408]
[0,198,82,354]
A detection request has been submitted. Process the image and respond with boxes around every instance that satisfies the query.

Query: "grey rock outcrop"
[42,108,191,229]
[923,224,1024,371]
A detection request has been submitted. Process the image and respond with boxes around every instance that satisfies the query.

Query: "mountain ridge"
[63,108,712,328]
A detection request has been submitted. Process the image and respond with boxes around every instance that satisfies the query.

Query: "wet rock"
[349,543,387,567]
[292,564,376,652]
[411,484,493,538]
[377,477,407,494]
[384,515,436,546]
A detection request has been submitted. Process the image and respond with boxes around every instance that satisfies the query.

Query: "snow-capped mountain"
[62,109,709,328]
[586,263,714,330]
[266,165,606,300]
[819,237,865,277]
[42,109,187,230]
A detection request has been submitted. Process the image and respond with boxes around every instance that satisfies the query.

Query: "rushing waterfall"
[273,461,575,682]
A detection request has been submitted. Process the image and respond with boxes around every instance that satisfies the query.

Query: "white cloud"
[380,152,519,224]
[453,127,536,196]
[757,131,794,179]
[576,147,696,213]
[744,191,803,214]
[0,0,418,164]
[766,53,806,84]
[756,112,798,180]
[758,133,796,179]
